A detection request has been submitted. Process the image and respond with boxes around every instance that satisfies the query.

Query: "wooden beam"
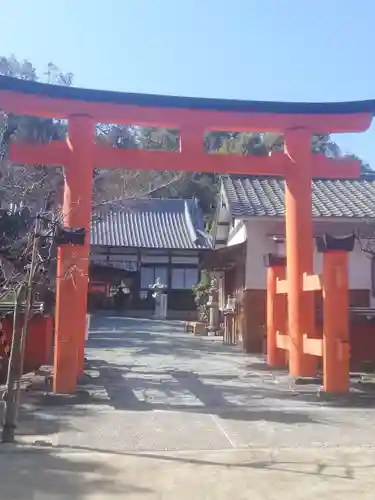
[9,142,69,166]
[93,148,288,175]
[276,331,289,350]
[303,273,322,292]
[276,278,288,294]
[8,142,361,180]
[303,335,323,357]
[310,156,360,179]
[9,141,288,175]
[0,89,372,133]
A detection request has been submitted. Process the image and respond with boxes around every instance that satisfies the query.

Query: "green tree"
[205,131,350,158]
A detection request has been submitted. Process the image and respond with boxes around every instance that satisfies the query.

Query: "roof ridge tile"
[222,175,375,219]
[91,198,212,249]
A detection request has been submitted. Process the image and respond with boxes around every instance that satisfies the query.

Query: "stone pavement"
[1,316,375,499]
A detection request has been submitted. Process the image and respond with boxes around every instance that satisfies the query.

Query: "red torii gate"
[0,75,373,393]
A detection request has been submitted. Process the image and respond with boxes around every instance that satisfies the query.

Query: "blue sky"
[1,0,375,165]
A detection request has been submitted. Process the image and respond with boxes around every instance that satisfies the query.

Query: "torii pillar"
[284,130,317,377]
[54,116,94,392]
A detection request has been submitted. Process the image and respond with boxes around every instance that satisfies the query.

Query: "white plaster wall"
[228,220,247,246]
[248,230,373,300]
[245,220,276,289]
[349,247,373,305]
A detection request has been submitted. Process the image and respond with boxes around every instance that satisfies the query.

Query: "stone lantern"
[149,277,168,319]
[206,277,220,335]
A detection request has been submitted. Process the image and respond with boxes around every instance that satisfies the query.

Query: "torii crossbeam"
[0,75,374,393]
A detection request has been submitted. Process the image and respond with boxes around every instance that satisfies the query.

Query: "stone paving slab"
[1,445,375,499]
[9,317,375,453]
[55,409,231,452]
[216,406,375,449]
[3,316,375,498]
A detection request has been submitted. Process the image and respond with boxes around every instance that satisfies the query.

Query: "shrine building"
[88,197,212,317]
[207,174,375,353]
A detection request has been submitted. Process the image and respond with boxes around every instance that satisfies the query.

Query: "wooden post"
[267,266,287,367]
[322,250,350,393]
[265,254,287,367]
[284,130,317,377]
[53,115,94,393]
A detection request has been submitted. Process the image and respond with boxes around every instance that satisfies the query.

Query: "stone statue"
[149,277,167,319]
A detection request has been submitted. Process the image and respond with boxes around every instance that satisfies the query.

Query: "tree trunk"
[2,217,39,443]
[2,288,24,443]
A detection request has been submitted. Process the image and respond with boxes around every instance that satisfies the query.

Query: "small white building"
[209,174,375,352]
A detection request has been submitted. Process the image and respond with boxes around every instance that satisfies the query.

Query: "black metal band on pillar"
[54,226,86,246]
[315,233,356,253]
[263,253,287,268]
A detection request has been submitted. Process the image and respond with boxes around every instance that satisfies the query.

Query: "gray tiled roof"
[222,175,375,218]
[91,198,212,249]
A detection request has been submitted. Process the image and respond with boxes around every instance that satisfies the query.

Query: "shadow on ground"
[76,359,320,425]
[10,315,375,448]
[19,360,320,427]
[0,445,152,498]
[87,325,236,359]
[40,444,375,481]
[85,316,375,411]
[0,376,95,440]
